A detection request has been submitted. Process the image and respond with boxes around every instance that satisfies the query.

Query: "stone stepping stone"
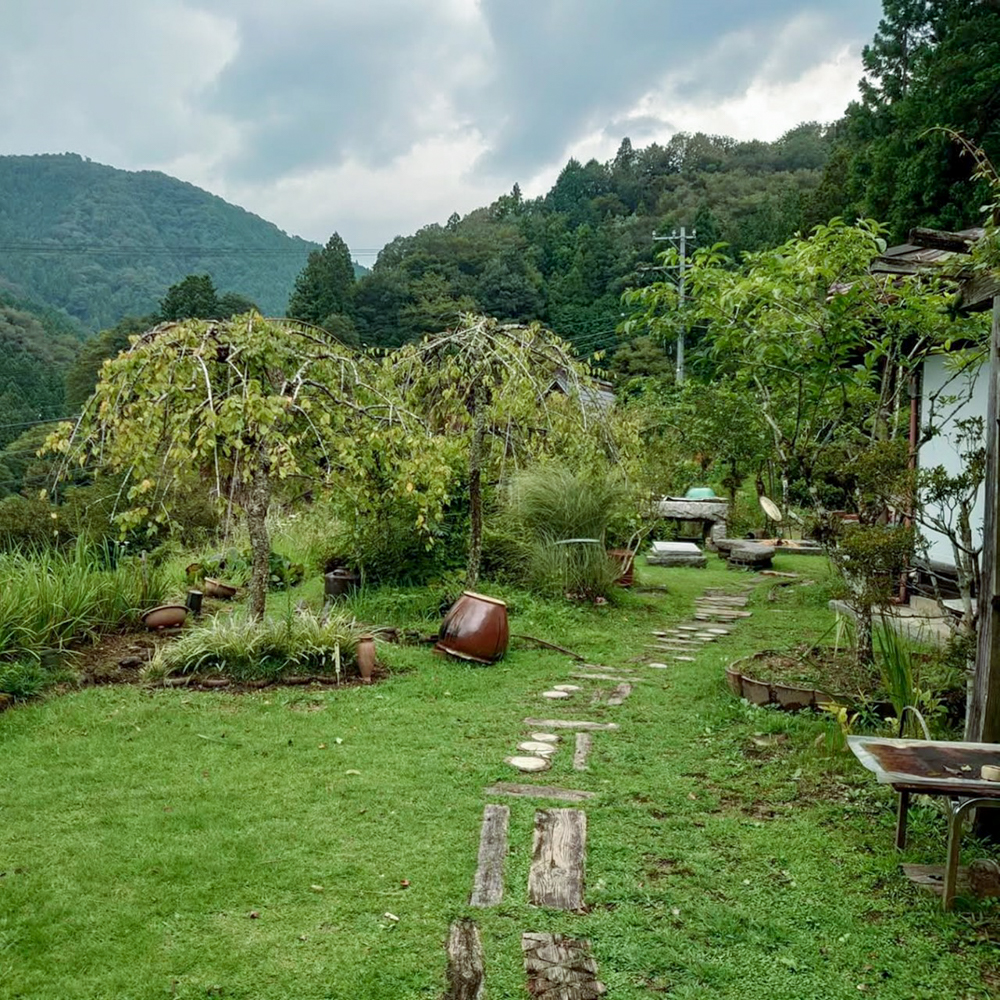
[522,933,605,1000]
[530,733,560,743]
[707,628,731,635]
[673,655,695,662]
[676,625,701,632]
[507,756,550,773]
[646,662,671,669]
[524,718,618,731]
[529,808,587,910]
[573,732,592,771]
[552,684,582,692]
[519,741,558,756]
[447,920,486,1000]
[486,783,596,803]
[469,805,509,908]
[542,690,572,700]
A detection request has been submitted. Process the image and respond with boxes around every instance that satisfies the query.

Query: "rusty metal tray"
[847,735,1000,796]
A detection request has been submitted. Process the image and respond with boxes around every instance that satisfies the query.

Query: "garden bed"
[725,647,884,711]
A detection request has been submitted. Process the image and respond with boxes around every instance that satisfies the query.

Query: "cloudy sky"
[1,0,882,261]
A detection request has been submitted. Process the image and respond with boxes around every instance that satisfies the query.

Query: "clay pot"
[435,591,509,663]
[356,635,376,683]
[324,568,359,600]
[142,604,188,630]
[608,549,635,588]
[203,578,238,599]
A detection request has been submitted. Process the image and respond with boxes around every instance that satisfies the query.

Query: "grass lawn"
[1,554,998,999]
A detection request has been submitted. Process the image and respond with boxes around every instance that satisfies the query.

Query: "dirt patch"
[643,855,694,879]
[69,630,177,686]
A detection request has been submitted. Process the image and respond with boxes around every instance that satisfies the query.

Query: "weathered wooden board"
[521,932,606,999]
[470,805,509,908]
[573,731,592,771]
[447,919,486,1000]
[486,782,596,802]
[570,672,641,683]
[529,809,587,911]
[524,719,619,731]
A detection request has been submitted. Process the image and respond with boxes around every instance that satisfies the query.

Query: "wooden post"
[971,298,1000,841]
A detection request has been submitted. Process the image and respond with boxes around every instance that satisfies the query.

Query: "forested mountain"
[817,0,1000,239]
[0,154,322,328]
[0,291,85,452]
[349,124,836,353]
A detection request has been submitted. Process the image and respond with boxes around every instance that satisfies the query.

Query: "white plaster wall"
[919,355,987,566]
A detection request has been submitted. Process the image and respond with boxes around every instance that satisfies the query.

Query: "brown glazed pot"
[203,578,238,599]
[435,591,509,663]
[608,549,635,588]
[356,635,376,683]
[141,604,189,630]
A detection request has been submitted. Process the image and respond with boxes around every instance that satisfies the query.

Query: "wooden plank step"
[470,805,509,908]
[573,731,592,771]
[446,919,486,1000]
[487,782,596,803]
[524,718,619,731]
[522,932,606,999]
[570,672,641,683]
[529,809,587,911]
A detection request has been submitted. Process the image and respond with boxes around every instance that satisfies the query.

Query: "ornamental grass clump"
[0,542,166,660]
[151,610,364,683]
[508,464,629,600]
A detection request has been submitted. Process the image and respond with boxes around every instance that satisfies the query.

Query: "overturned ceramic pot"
[203,578,238,599]
[142,604,188,630]
[435,591,509,664]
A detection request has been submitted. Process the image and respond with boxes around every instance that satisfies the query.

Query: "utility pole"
[653,226,695,385]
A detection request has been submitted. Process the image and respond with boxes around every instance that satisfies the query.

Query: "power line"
[0,416,74,431]
[0,244,382,257]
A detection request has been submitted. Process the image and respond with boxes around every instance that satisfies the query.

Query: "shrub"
[151,610,365,682]
[0,660,51,701]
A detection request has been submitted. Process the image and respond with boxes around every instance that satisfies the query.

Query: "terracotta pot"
[203,578,238,599]
[608,549,635,587]
[142,604,188,630]
[435,591,509,663]
[356,635,376,683]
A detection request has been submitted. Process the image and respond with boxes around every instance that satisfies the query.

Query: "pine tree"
[286,233,356,325]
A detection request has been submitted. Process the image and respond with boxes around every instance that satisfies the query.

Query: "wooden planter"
[725,652,846,712]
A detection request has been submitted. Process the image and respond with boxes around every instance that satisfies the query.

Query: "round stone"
[542,690,571,699]
[518,741,557,755]
[506,755,550,772]
[530,733,559,743]
[552,684,582,692]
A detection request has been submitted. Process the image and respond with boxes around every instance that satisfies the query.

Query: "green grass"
[1,554,998,998]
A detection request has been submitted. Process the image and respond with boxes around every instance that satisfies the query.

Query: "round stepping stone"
[530,733,559,743]
[674,655,695,661]
[552,684,582,692]
[542,690,572,699]
[647,662,671,669]
[506,755,550,772]
[519,741,557,756]
[708,628,729,635]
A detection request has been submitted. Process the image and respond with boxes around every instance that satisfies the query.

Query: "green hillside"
[0,154,322,328]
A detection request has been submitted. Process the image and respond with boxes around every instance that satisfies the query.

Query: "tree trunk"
[466,403,487,590]
[855,604,874,673]
[244,466,272,621]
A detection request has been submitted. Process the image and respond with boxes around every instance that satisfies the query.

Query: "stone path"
[446,584,755,998]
